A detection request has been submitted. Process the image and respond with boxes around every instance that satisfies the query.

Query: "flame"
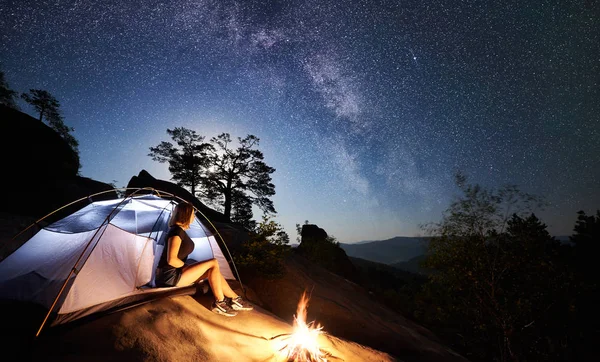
[276,291,327,362]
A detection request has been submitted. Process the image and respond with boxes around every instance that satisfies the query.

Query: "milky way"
[1,0,598,242]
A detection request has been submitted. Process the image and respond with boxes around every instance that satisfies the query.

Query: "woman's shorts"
[155,266,182,287]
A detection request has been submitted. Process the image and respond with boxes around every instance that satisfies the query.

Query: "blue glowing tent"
[0,191,235,332]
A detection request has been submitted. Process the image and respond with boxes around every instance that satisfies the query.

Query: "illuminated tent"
[0,190,238,334]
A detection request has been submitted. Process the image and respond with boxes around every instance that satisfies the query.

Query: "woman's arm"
[166,236,185,268]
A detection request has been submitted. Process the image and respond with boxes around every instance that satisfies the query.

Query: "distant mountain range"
[339,236,429,265]
[341,235,571,275]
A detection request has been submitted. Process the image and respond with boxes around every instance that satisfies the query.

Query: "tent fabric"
[0,194,236,326]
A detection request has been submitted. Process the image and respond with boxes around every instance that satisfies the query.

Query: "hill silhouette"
[390,254,429,275]
[0,105,115,221]
[339,237,429,265]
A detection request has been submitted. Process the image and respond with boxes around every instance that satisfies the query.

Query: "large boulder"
[299,224,329,247]
[296,224,358,282]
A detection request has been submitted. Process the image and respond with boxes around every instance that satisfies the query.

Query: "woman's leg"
[177,259,224,300]
[219,273,238,299]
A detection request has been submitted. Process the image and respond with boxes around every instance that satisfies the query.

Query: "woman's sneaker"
[227,296,254,311]
[211,299,238,317]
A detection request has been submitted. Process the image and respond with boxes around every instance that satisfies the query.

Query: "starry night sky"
[1,0,598,242]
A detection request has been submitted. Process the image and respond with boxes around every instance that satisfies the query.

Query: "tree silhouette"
[202,133,276,222]
[0,70,19,110]
[570,210,600,258]
[148,127,211,196]
[149,129,276,225]
[231,188,256,230]
[21,89,80,170]
[419,172,571,361]
[568,210,600,359]
[21,89,60,123]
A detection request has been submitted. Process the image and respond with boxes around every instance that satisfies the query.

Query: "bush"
[233,216,290,278]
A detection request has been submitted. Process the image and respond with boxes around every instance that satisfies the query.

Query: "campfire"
[271,291,332,362]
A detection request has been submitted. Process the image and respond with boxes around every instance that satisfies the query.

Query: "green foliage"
[0,70,19,110]
[149,129,276,228]
[418,172,573,361]
[233,215,290,278]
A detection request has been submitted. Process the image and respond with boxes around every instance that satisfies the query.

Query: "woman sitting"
[155,202,253,317]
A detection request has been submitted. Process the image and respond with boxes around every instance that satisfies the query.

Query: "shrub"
[233,215,290,278]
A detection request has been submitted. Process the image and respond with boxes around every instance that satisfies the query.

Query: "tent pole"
[35,267,78,337]
[34,187,156,337]
[146,191,246,293]
[10,188,120,242]
[21,186,245,336]
[10,187,158,243]
[192,208,246,296]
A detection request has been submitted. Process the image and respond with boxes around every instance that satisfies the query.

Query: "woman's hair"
[169,202,195,228]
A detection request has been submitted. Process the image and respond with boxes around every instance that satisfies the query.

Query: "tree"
[0,70,19,109]
[21,89,60,123]
[148,127,211,196]
[570,210,600,264]
[21,89,80,171]
[47,108,80,156]
[569,209,600,286]
[419,172,570,361]
[230,189,256,230]
[202,133,276,221]
[568,209,600,359]
[149,129,276,226]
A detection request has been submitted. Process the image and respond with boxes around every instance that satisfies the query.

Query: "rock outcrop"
[0,105,116,221]
[127,169,227,224]
[126,169,250,254]
[296,223,358,282]
[0,105,80,177]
